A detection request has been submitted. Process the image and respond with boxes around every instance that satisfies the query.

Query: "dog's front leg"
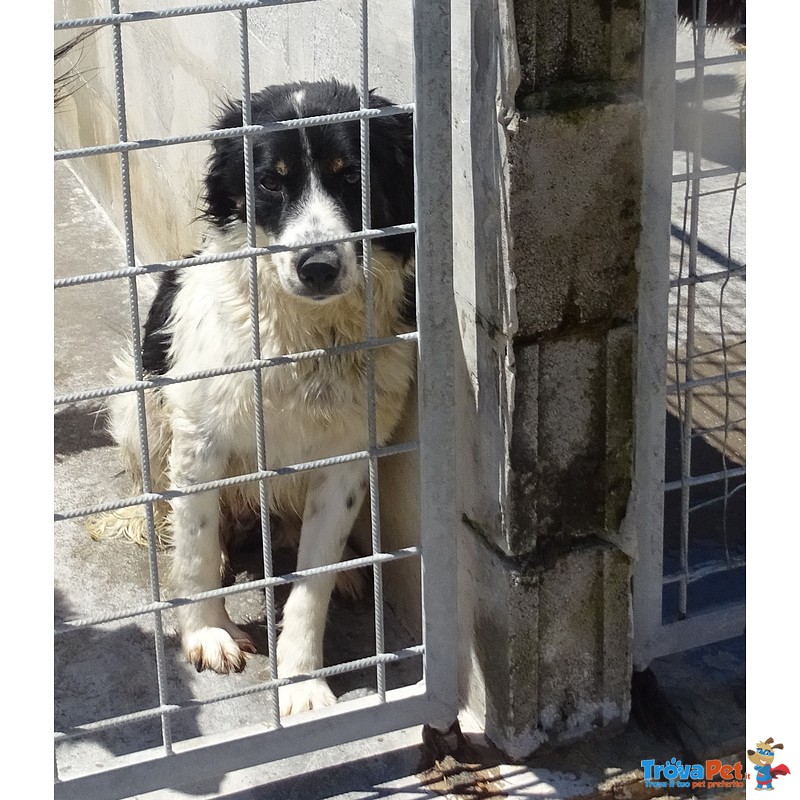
[277,461,368,714]
[170,429,256,673]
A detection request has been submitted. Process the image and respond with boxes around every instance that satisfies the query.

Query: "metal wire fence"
[632,0,745,668]
[54,1,456,796]
[663,1,746,635]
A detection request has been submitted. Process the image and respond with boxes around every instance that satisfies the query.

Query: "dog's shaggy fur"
[90,80,416,714]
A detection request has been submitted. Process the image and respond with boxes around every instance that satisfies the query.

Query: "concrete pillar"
[456,0,643,757]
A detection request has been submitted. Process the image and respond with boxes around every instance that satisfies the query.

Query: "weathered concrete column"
[455,0,643,758]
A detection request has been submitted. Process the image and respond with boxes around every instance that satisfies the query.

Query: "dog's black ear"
[203,101,246,227]
[368,93,415,261]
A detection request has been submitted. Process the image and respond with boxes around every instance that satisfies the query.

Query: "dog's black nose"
[297,248,341,294]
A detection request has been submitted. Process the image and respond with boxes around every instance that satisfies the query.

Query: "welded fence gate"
[53,2,456,797]
[634,0,746,667]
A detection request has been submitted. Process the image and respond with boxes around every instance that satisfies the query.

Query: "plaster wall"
[55,0,413,265]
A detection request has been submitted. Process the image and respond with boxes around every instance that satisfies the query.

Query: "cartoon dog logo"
[747,738,791,790]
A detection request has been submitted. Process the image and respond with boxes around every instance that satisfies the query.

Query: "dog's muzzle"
[296,246,342,297]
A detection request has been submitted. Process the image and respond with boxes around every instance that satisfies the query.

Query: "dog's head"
[203,80,414,303]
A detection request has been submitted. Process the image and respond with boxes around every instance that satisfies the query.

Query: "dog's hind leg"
[169,425,256,673]
[277,461,368,715]
[334,544,367,599]
[87,355,174,546]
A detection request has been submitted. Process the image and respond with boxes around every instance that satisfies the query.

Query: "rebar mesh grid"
[54,0,455,793]
[665,0,745,624]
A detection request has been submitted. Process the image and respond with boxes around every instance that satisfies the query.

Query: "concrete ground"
[54,25,745,800]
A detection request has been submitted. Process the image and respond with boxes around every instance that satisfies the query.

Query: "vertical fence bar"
[358,0,387,704]
[678,0,707,619]
[413,0,457,723]
[631,0,676,669]
[717,114,746,565]
[239,8,282,728]
[108,0,174,752]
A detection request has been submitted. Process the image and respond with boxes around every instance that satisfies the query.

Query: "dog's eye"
[344,169,361,185]
[260,174,283,194]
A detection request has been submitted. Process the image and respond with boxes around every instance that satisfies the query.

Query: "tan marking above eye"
[275,160,289,176]
[330,157,345,173]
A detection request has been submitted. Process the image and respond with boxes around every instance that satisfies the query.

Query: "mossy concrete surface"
[460,528,631,760]
[513,0,642,94]
[468,0,646,756]
[508,102,642,338]
[508,325,634,555]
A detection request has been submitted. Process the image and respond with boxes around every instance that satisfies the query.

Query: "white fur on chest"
[160,234,414,511]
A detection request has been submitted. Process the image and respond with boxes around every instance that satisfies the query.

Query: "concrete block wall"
[505,0,642,561]
[455,0,643,757]
[514,0,642,95]
[508,324,635,553]
[459,530,631,758]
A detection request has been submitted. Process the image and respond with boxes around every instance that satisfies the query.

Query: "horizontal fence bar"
[690,417,746,438]
[663,555,745,586]
[672,165,744,183]
[670,264,746,287]
[55,440,419,521]
[689,480,745,512]
[648,603,746,662]
[55,545,421,632]
[676,53,746,71]
[56,644,424,742]
[665,465,746,492]
[54,223,417,289]
[55,0,316,30]
[713,104,746,115]
[54,104,415,161]
[54,688,440,800]
[667,368,746,395]
[694,182,747,200]
[671,339,746,363]
[55,332,418,406]
[669,223,745,273]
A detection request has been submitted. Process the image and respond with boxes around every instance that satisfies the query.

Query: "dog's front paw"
[183,625,256,674]
[279,677,337,716]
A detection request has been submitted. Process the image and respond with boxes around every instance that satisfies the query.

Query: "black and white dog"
[92,80,416,714]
